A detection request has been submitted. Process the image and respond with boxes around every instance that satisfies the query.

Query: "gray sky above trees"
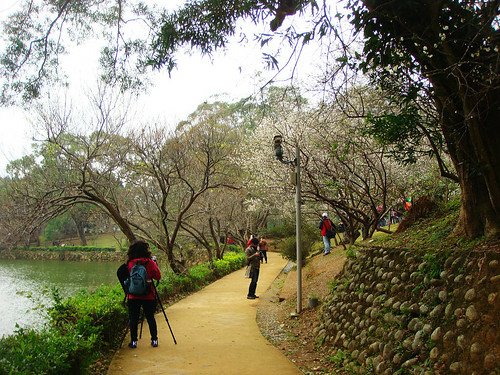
[0,0,324,175]
[0,42,261,174]
[0,32,261,175]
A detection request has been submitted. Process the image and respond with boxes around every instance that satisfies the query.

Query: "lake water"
[0,259,122,338]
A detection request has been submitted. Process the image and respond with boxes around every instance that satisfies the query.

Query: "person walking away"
[319,212,336,255]
[246,237,261,299]
[259,238,268,263]
[126,239,161,349]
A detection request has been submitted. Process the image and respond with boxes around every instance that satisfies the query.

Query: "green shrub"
[0,326,96,375]
[420,252,448,279]
[49,285,127,348]
[225,244,241,252]
[155,271,178,296]
[159,271,194,296]
[231,252,246,267]
[222,250,246,266]
[188,264,214,287]
[329,348,346,366]
[213,258,231,275]
[277,223,317,262]
[213,251,246,277]
[279,236,311,262]
[346,246,358,258]
[261,222,296,238]
[172,274,193,294]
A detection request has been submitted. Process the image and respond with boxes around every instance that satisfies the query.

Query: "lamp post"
[273,135,303,314]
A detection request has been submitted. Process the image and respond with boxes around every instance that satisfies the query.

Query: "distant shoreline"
[0,249,125,262]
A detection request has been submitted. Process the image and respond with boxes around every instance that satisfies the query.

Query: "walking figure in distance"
[246,237,261,299]
[319,212,336,255]
[259,238,268,263]
[126,240,161,348]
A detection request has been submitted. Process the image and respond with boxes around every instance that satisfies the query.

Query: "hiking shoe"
[247,295,256,299]
[128,341,137,349]
[151,339,158,347]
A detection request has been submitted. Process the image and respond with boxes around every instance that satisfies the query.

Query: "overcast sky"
[0,42,268,174]
[0,1,325,175]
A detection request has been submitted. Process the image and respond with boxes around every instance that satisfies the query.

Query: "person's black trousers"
[128,298,158,341]
[248,267,260,297]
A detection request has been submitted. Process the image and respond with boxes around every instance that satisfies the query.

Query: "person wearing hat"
[319,212,336,255]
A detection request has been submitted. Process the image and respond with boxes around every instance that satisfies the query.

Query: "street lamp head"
[273,134,284,161]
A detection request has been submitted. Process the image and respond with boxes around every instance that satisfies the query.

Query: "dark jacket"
[245,245,261,269]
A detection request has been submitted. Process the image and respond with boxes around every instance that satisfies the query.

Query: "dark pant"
[260,251,267,263]
[247,267,260,297]
[128,298,158,341]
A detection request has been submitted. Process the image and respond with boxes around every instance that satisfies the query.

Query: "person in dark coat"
[245,237,261,299]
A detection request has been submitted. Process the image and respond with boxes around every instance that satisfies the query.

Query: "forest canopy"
[1,0,498,242]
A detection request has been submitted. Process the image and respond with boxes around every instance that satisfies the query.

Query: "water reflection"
[0,259,122,337]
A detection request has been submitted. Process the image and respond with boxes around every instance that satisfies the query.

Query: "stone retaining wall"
[315,246,499,374]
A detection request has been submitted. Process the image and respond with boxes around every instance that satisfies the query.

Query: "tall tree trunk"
[165,241,187,275]
[435,83,500,239]
[458,87,500,237]
[75,221,87,246]
[208,217,218,261]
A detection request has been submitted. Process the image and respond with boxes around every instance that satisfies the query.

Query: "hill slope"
[258,205,499,374]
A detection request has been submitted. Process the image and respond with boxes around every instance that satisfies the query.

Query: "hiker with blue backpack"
[125,239,161,349]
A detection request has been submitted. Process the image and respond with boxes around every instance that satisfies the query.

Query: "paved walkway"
[107,252,301,374]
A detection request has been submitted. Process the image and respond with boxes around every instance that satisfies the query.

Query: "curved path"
[107,252,301,375]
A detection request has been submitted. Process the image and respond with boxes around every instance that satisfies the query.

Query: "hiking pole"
[152,281,177,344]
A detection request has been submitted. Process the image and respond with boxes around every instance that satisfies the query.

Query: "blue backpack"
[124,261,150,295]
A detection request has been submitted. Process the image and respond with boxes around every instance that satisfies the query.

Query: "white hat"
[322,212,328,217]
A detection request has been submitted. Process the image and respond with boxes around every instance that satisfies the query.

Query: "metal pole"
[295,145,302,314]
[152,282,177,344]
